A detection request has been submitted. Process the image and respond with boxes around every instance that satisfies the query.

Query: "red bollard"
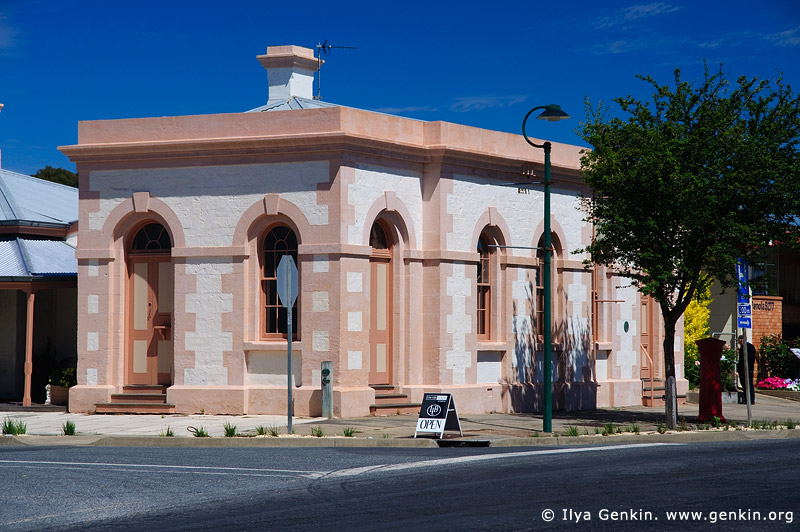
[696,337,727,423]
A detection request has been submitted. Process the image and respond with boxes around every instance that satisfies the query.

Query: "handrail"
[641,344,654,405]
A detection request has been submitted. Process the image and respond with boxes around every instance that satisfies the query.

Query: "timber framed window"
[477,234,492,339]
[261,225,299,339]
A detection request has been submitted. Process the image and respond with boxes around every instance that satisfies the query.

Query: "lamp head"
[536,105,570,122]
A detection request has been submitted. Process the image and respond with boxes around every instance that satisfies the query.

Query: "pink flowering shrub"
[756,376,789,390]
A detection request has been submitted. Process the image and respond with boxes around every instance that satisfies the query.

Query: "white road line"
[0,459,326,478]
[325,443,683,478]
[0,443,683,482]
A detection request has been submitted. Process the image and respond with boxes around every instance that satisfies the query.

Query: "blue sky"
[1,0,798,175]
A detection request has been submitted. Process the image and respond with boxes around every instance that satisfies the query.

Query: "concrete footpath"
[2,393,799,448]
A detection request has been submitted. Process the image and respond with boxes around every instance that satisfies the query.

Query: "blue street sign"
[736,259,749,304]
[738,317,752,329]
[738,304,752,316]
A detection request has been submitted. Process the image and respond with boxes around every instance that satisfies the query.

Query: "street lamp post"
[522,104,570,434]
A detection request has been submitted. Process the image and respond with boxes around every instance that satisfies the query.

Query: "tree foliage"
[33,166,78,187]
[579,64,800,427]
[683,282,712,388]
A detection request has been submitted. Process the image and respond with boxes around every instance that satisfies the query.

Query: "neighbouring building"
[59,45,685,416]
[708,246,800,378]
[0,162,78,405]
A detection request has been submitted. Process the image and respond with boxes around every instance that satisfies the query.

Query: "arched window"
[262,225,299,339]
[369,222,390,250]
[477,235,492,338]
[131,223,171,252]
[536,232,561,342]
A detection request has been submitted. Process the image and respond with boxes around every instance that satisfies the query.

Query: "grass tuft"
[310,426,324,438]
[2,417,27,435]
[342,427,357,437]
[223,421,238,438]
[62,420,77,436]
[188,425,209,437]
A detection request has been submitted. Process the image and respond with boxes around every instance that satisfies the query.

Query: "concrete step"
[373,393,410,404]
[95,402,176,414]
[110,393,168,404]
[122,385,166,394]
[642,394,688,407]
[369,402,422,416]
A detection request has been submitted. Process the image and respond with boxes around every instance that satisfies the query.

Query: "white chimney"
[257,45,321,101]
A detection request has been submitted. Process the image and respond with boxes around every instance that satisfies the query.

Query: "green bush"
[49,367,77,388]
[684,350,700,389]
[720,348,737,391]
[759,334,799,379]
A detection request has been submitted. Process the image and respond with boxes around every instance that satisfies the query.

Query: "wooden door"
[640,296,652,380]
[127,256,173,385]
[369,254,392,384]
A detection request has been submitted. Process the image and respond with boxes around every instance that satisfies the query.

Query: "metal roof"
[0,238,28,277]
[0,238,76,279]
[246,96,338,113]
[0,168,78,226]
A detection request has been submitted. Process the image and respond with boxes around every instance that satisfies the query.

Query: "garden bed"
[755,390,800,402]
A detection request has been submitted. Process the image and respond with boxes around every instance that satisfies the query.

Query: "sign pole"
[277,255,298,435]
[736,258,752,426]
[287,282,293,434]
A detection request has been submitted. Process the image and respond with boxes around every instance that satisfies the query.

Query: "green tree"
[33,166,77,187]
[579,64,800,428]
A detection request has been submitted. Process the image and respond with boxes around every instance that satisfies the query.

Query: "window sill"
[244,340,303,353]
[477,340,507,352]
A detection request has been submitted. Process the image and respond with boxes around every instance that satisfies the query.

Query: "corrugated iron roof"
[0,238,76,278]
[246,96,338,113]
[0,239,28,277]
[0,168,78,226]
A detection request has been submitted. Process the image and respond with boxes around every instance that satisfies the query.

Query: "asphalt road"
[1,440,797,531]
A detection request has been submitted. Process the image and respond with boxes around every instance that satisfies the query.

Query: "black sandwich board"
[414,393,462,438]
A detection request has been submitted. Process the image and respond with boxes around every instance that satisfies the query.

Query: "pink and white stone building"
[59,45,685,417]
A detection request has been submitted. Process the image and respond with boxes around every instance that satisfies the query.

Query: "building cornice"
[59,107,585,182]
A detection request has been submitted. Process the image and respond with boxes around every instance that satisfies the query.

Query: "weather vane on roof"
[315,40,356,101]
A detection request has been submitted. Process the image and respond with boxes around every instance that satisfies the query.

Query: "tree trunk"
[662,316,678,429]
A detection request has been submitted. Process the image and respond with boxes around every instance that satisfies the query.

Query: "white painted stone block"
[313,255,329,273]
[86,368,98,386]
[348,312,362,332]
[348,350,362,370]
[312,292,329,312]
[313,331,330,352]
[87,332,98,351]
[183,260,233,386]
[88,294,99,314]
[347,272,362,293]
[348,164,423,246]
